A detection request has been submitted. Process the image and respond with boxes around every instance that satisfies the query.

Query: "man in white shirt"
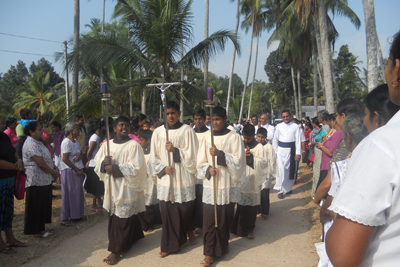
[272,110,301,199]
[205,114,211,130]
[258,113,275,144]
[233,119,243,133]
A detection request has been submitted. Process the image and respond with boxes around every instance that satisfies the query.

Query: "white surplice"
[240,143,269,206]
[94,140,147,218]
[197,130,246,205]
[149,124,198,203]
[272,122,301,193]
[195,131,209,185]
[262,143,279,190]
[144,153,159,206]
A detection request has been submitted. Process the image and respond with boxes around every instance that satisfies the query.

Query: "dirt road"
[21,170,318,267]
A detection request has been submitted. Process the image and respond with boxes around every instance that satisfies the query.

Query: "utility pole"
[270,101,273,123]
[64,41,70,115]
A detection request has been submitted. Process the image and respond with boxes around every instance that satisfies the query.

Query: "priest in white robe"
[197,106,246,266]
[272,110,301,199]
[149,101,198,258]
[231,124,268,239]
[94,116,148,265]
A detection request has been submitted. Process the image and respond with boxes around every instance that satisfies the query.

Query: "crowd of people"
[1,29,400,267]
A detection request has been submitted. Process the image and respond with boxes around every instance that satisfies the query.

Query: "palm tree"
[204,0,209,94]
[362,0,378,92]
[238,0,262,122]
[13,71,63,116]
[226,0,240,116]
[72,0,80,104]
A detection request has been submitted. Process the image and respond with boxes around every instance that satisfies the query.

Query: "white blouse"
[329,110,400,266]
[59,138,84,171]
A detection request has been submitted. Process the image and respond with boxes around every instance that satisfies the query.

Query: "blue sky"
[1,0,400,83]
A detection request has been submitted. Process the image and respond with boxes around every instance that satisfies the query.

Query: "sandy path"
[22,170,318,267]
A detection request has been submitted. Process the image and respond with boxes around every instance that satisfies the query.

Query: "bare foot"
[261,214,268,219]
[158,251,171,258]
[103,252,121,265]
[200,256,214,266]
[146,229,154,233]
[194,227,202,236]
[188,231,197,245]
[247,232,255,239]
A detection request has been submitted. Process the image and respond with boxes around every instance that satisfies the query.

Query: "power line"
[0,32,61,44]
[0,49,54,57]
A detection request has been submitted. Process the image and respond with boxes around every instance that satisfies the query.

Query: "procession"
[2,0,400,266]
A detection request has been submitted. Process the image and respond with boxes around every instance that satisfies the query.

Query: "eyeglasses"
[282,116,290,118]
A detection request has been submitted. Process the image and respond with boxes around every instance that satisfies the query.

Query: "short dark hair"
[139,129,153,141]
[88,115,93,119]
[242,124,255,136]
[74,114,84,122]
[50,121,62,129]
[166,101,180,112]
[93,119,105,132]
[142,121,151,127]
[212,106,226,118]
[305,122,312,129]
[5,117,17,128]
[251,114,257,119]
[20,108,32,120]
[337,98,364,116]
[329,113,337,121]
[131,123,140,132]
[194,108,206,119]
[24,121,40,136]
[114,116,130,127]
[281,109,291,116]
[389,29,400,65]
[365,84,400,126]
[257,127,267,137]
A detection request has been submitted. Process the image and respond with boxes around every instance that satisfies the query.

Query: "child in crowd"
[138,129,161,232]
[256,128,278,218]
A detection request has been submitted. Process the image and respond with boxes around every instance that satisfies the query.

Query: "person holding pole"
[197,106,246,266]
[94,116,148,265]
[149,101,199,258]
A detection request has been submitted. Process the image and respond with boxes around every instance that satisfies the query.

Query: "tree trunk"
[314,14,324,91]
[238,15,254,122]
[317,61,326,103]
[297,69,302,119]
[180,39,184,122]
[140,68,146,114]
[313,51,318,116]
[129,71,133,117]
[247,34,259,121]
[72,0,80,104]
[375,29,386,79]
[203,0,209,93]
[331,61,339,107]
[226,0,240,117]
[318,0,335,113]
[291,66,299,119]
[363,0,379,92]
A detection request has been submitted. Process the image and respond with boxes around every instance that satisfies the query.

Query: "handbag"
[310,153,316,162]
[15,171,26,200]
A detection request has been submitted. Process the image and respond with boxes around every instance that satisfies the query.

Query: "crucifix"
[146,67,181,202]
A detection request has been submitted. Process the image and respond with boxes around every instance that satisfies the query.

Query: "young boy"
[149,101,198,258]
[193,108,209,236]
[197,106,246,266]
[231,124,268,239]
[94,116,147,265]
[138,129,162,232]
[256,128,279,218]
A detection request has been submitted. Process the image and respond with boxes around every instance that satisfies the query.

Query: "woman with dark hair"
[129,123,141,144]
[59,122,85,226]
[0,118,25,253]
[308,117,320,163]
[135,113,147,129]
[326,30,400,266]
[303,122,312,169]
[51,121,64,173]
[363,84,400,132]
[3,117,18,147]
[23,121,58,237]
[311,110,331,196]
[85,119,105,212]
